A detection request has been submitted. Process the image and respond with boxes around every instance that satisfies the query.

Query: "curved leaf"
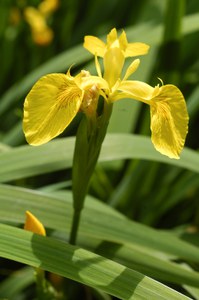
[0,223,192,300]
[1,184,199,287]
[0,134,199,183]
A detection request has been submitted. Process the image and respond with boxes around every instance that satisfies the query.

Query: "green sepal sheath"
[70,101,112,244]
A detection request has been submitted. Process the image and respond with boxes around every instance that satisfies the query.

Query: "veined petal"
[116,80,155,103]
[125,42,150,57]
[104,48,125,88]
[150,85,189,159]
[84,36,106,57]
[23,73,83,145]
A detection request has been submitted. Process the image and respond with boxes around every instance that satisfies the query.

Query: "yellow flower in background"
[23,28,189,159]
[24,7,53,46]
[24,211,46,236]
[39,0,59,17]
[23,0,59,46]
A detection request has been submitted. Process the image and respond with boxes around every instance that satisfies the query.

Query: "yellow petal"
[95,55,102,77]
[123,59,140,81]
[32,27,53,45]
[118,30,128,52]
[84,36,106,57]
[107,28,118,47]
[23,73,83,145]
[24,7,46,31]
[80,75,109,90]
[103,48,125,88]
[125,42,150,57]
[150,85,189,159]
[24,211,46,236]
[39,0,59,16]
[115,80,155,102]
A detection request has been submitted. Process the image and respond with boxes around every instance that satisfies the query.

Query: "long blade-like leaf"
[1,184,199,288]
[0,134,199,183]
[0,224,191,300]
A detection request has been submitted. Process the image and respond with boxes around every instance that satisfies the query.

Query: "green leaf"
[182,264,199,300]
[0,267,34,299]
[1,184,199,287]
[0,134,199,183]
[0,223,192,300]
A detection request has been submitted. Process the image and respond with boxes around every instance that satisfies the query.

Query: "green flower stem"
[69,101,113,245]
[35,268,58,300]
[35,268,46,299]
[69,208,82,245]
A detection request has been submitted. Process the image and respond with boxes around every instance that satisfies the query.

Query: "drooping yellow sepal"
[150,85,189,159]
[24,211,46,236]
[112,81,188,158]
[23,73,83,145]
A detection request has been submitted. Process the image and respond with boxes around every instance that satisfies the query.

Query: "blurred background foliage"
[1,0,199,299]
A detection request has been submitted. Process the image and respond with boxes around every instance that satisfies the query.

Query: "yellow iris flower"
[23,28,188,159]
[24,7,53,45]
[24,0,59,46]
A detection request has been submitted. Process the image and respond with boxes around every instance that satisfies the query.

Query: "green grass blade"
[0,267,34,299]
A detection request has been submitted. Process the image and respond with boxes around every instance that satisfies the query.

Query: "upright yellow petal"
[23,74,83,145]
[107,28,118,47]
[84,28,149,59]
[24,211,46,236]
[150,85,189,159]
[112,28,149,57]
[103,48,125,88]
[118,30,128,52]
[84,36,106,57]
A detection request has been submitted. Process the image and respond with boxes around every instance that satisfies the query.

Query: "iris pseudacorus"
[23,28,189,159]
